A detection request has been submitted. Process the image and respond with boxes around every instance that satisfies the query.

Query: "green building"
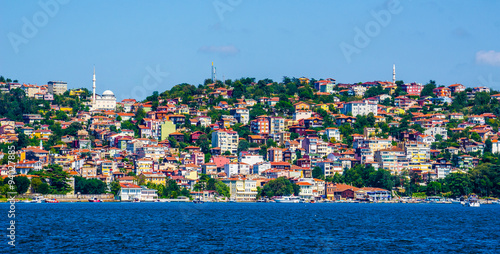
[160,121,176,141]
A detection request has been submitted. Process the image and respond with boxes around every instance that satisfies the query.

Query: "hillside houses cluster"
[1,78,499,201]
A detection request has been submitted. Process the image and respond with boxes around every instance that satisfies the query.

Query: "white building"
[293,110,312,121]
[253,162,271,174]
[91,68,116,111]
[119,183,142,201]
[212,129,239,154]
[239,153,265,167]
[425,126,448,140]
[224,162,251,176]
[341,100,377,117]
[325,128,341,141]
[48,81,67,95]
[492,139,500,154]
[224,163,239,177]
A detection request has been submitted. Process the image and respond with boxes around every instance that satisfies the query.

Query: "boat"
[257,198,270,203]
[193,199,204,204]
[31,196,45,203]
[228,198,236,203]
[88,197,103,202]
[274,196,300,203]
[45,198,59,203]
[463,195,480,207]
[132,198,140,203]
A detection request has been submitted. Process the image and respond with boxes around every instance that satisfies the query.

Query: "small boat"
[31,196,45,203]
[193,199,204,204]
[228,198,236,203]
[45,199,59,203]
[274,196,300,203]
[132,198,140,203]
[88,197,103,202]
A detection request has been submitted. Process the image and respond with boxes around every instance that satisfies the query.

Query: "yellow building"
[387,107,405,115]
[409,161,432,172]
[141,173,166,185]
[59,107,73,112]
[294,102,310,111]
[317,104,330,112]
[185,171,198,180]
[30,130,53,139]
[69,89,86,96]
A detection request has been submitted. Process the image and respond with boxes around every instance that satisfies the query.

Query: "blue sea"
[2,202,500,253]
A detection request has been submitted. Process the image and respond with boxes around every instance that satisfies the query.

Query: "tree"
[421,80,437,97]
[443,173,471,197]
[451,91,468,111]
[258,177,300,198]
[215,181,230,197]
[38,183,51,194]
[471,132,482,142]
[474,92,490,107]
[13,176,30,194]
[74,176,107,194]
[485,139,493,154]
[31,177,43,193]
[426,181,442,196]
[312,166,324,179]
[135,108,146,122]
[238,140,250,153]
[45,164,72,194]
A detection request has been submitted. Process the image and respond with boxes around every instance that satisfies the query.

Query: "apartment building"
[212,129,239,155]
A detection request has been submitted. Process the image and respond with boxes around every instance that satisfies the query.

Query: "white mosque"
[91,68,116,111]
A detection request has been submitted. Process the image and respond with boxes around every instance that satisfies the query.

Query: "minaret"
[92,66,96,106]
[393,64,396,84]
[211,62,214,83]
[39,140,43,150]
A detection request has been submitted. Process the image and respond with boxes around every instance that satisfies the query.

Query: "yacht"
[463,195,480,207]
[274,196,300,203]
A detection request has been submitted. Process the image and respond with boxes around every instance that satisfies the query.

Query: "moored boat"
[88,197,103,202]
[463,195,480,207]
[45,198,59,203]
[193,199,204,204]
[274,196,300,203]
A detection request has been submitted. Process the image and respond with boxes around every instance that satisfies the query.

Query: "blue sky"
[2,0,500,100]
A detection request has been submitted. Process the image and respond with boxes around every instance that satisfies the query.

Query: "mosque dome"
[102,90,114,96]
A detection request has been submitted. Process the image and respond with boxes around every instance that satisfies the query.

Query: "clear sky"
[2,0,500,100]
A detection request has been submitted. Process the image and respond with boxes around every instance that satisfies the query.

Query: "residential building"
[341,101,377,116]
[222,178,258,202]
[211,129,239,155]
[48,81,67,95]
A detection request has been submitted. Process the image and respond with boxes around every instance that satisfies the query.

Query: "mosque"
[91,68,116,111]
